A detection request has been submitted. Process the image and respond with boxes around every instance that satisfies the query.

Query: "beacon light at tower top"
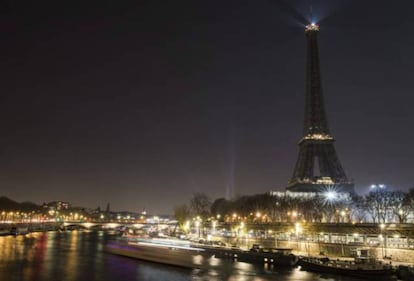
[305,22,319,32]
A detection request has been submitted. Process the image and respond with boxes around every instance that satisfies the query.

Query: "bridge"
[61,221,414,237]
[62,221,176,230]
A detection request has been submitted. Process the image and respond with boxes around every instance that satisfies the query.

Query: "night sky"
[1,0,414,214]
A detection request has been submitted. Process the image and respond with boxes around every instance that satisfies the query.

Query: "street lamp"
[183,220,190,232]
[398,209,404,223]
[255,212,261,223]
[238,222,245,240]
[318,232,324,255]
[212,220,217,235]
[340,210,345,220]
[232,213,237,222]
[295,222,302,252]
[195,218,202,239]
[380,223,387,258]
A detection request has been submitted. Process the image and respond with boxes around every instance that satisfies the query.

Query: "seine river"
[0,230,364,281]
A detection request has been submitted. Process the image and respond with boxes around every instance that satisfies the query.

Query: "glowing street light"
[371,184,386,189]
[194,217,202,238]
[212,220,217,235]
[379,223,387,258]
[295,222,302,251]
[295,222,302,235]
[232,213,237,222]
[183,220,190,232]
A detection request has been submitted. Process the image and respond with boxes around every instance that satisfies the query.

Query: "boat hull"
[397,265,414,281]
[197,245,297,267]
[210,249,297,266]
[237,251,297,266]
[10,227,29,235]
[105,241,208,269]
[298,258,395,279]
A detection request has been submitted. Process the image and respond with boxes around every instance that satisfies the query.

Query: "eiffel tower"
[287,23,354,194]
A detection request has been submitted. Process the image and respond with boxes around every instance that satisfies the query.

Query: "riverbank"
[0,223,61,236]
[218,236,414,264]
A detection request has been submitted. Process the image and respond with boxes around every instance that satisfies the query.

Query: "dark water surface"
[0,231,362,281]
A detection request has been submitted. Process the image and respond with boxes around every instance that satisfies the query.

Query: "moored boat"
[10,226,29,235]
[199,243,298,266]
[242,247,297,266]
[397,265,414,281]
[298,256,395,279]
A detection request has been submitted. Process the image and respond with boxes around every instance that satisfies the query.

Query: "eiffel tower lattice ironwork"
[287,23,354,193]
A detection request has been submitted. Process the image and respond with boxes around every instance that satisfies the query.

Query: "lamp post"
[340,210,346,223]
[212,220,217,235]
[380,223,387,258]
[195,220,200,239]
[295,222,302,253]
[318,232,324,255]
[255,212,261,223]
[398,209,404,223]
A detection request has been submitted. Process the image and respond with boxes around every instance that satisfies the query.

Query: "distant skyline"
[1,0,414,214]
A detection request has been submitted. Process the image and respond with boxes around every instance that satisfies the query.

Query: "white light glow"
[324,191,336,201]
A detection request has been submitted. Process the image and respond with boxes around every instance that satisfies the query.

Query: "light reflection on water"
[0,231,359,281]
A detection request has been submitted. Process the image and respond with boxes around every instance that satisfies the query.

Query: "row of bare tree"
[174,188,414,226]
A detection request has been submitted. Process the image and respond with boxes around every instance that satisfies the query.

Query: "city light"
[305,22,319,31]
[324,191,336,201]
[295,222,302,235]
[371,184,386,189]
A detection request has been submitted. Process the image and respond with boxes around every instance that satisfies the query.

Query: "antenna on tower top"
[309,0,313,24]
[305,0,318,32]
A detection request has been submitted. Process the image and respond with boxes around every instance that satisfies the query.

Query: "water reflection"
[66,231,79,281]
[0,231,360,281]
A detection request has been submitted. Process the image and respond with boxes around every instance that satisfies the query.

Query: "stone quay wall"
[276,240,414,263]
